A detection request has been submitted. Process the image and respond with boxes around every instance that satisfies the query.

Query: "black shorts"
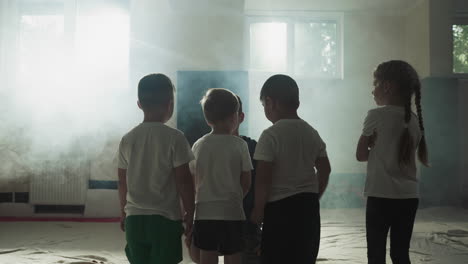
[261,192,320,264]
[193,220,244,255]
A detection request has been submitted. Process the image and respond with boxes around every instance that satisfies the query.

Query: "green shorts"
[125,215,184,264]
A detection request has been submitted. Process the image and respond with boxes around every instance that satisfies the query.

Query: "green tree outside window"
[453,25,468,73]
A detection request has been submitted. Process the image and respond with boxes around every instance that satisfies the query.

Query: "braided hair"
[374,60,429,167]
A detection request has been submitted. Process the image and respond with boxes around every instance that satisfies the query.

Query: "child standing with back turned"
[251,74,331,264]
[186,94,260,264]
[356,60,429,264]
[191,88,253,264]
[117,73,195,264]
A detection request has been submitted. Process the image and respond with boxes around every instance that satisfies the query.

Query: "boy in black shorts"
[190,88,253,264]
[186,95,260,264]
[251,75,331,264]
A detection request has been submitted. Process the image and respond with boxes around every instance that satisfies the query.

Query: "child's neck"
[385,98,406,107]
[273,111,300,123]
[386,103,406,107]
[211,124,232,135]
[143,112,167,123]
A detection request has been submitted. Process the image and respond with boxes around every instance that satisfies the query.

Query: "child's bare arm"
[254,161,273,208]
[174,163,195,235]
[117,168,127,231]
[240,171,252,197]
[251,160,273,224]
[356,131,377,162]
[315,157,331,199]
[356,135,371,161]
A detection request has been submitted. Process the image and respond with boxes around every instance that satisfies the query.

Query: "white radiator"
[30,160,89,205]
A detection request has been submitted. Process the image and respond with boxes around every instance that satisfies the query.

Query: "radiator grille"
[30,160,89,205]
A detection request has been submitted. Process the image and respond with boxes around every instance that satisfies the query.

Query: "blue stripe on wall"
[87,175,367,206]
[87,175,367,207]
[89,180,118,190]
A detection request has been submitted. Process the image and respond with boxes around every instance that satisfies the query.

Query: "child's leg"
[188,239,201,263]
[126,215,183,264]
[389,198,419,264]
[240,222,261,264]
[261,199,290,264]
[125,241,151,264]
[366,197,392,264]
[294,193,320,263]
[125,216,151,264]
[200,250,218,264]
[262,193,320,264]
[224,252,241,264]
[193,220,220,264]
[219,221,244,263]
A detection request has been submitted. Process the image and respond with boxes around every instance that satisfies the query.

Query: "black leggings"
[261,193,320,264]
[366,197,419,264]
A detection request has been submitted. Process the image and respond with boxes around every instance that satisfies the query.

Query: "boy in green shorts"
[117,73,195,264]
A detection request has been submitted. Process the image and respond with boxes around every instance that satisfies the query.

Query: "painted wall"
[455,0,468,12]
[130,0,245,75]
[429,0,454,77]
[459,79,468,208]
[404,0,430,78]
[419,78,461,206]
[129,0,245,126]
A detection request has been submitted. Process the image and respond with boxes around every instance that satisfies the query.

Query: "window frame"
[15,0,130,84]
[453,14,468,77]
[245,10,344,80]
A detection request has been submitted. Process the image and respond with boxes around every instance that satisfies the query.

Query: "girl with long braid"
[356,60,429,264]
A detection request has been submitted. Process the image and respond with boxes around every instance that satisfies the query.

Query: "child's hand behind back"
[183,212,194,237]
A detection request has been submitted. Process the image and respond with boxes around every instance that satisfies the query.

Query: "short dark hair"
[138,73,174,109]
[201,88,239,124]
[260,74,299,109]
[236,95,243,114]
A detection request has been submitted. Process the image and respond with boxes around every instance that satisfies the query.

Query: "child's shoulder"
[273,119,318,133]
[121,124,142,140]
[215,134,245,146]
[372,106,385,111]
[365,106,386,118]
[162,124,186,136]
[369,105,401,113]
[193,134,244,152]
[124,123,184,141]
[368,106,409,120]
[232,134,247,143]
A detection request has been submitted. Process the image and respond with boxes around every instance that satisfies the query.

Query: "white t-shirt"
[191,134,253,220]
[118,122,194,220]
[253,119,327,202]
[362,106,422,199]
